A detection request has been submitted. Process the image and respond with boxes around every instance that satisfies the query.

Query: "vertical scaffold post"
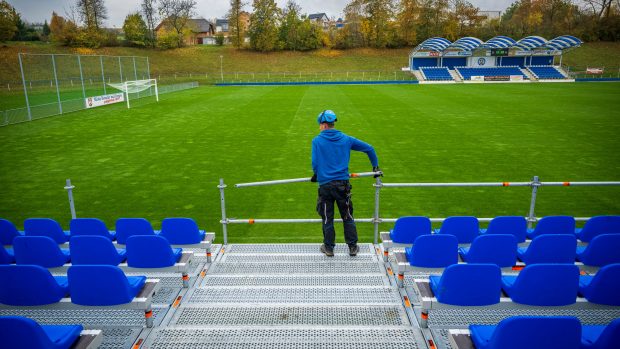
[373,175,383,245]
[64,179,76,219]
[218,178,228,245]
[527,176,541,229]
[77,55,86,99]
[18,53,32,121]
[51,54,62,114]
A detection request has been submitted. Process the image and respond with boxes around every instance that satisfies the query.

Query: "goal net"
[107,79,159,108]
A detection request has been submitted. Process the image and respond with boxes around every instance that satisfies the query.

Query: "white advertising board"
[470,76,484,82]
[85,93,125,109]
[510,75,524,81]
[468,56,496,67]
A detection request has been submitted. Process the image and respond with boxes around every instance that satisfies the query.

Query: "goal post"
[107,79,158,108]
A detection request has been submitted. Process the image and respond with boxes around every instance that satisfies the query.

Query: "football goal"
[107,79,159,108]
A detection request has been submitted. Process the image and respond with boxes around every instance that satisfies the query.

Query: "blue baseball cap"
[317,110,337,124]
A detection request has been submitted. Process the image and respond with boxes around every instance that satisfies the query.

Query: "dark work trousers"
[316,180,358,248]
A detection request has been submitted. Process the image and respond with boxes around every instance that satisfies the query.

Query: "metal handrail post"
[64,179,76,219]
[218,178,228,245]
[527,176,541,229]
[373,176,383,244]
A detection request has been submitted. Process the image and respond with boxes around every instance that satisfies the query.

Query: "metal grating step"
[142,327,424,349]
[209,262,384,275]
[171,305,410,326]
[225,243,374,255]
[221,254,376,263]
[201,275,389,287]
[185,286,401,305]
[153,287,181,305]
[0,308,167,327]
[99,328,142,349]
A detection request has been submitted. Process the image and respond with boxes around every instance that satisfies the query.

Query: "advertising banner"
[85,93,125,109]
[484,76,510,81]
[586,68,604,75]
[510,75,524,81]
[469,56,496,67]
[470,76,484,82]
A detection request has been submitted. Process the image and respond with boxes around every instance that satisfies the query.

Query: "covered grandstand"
[409,35,582,83]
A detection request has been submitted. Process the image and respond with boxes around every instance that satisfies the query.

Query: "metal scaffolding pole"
[51,54,62,114]
[373,176,382,244]
[64,179,76,219]
[77,55,86,99]
[235,172,382,188]
[218,178,228,245]
[527,176,541,229]
[18,53,31,120]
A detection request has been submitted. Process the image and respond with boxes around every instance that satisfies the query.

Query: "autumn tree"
[123,12,148,46]
[76,0,108,30]
[158,0,196,47]
[248,0,280,51]
[397,0,420,45]
[141,0,158,47]
[0,0,18,42]
[228,0,247,48]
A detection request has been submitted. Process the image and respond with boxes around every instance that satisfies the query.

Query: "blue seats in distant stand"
[528,65,566,79]
[480,216,527,243]
[70,236,127,265]
[0,265,69,306]
[13,236,70,268]
[405,234,458,268]
[70,218,116,240]
[0,316,83,349]
[429,263,501,306]
[115,218,157,245]
[126,235,182,268]
[67,265,146,306]
[579,264,620,306]
[577,234,620,266]
[469,316,582,349]
[435,216,479,243]
[501,264,580,306]
[576,215,620,242]
[389,216,432,244]
[517,234,577,264]
[527,215,576,239]
[459,234,517,267]
[1,247,14,264]
[24,218,70,244]
[0,219,22,245]
[420,67,453,81]
[160,218,206,244]
[456,66,528,81]
[581,318,620,349]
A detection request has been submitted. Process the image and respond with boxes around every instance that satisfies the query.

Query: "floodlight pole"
[77,55,86,99]
[64,179,77,219]
[220,55,224,82]
[18,53,32,121]
[100,56,107,94]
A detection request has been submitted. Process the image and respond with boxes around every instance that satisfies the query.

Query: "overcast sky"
[9,0,514,28]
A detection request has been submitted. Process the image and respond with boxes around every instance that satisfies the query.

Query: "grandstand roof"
[482,36,517,49]
[417,37,452,52]
[515,36,547,50]
[447,37,483,51]
[545,35,583,50]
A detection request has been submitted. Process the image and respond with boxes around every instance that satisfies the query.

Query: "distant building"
[335,18,345,29]
[478,10,502,21]
[308,13,330,30]
[214,12,251,44]
[156,18,215,45]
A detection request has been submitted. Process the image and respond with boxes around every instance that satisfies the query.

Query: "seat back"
[437,216,479,243]
[13,236,68,268]
[0,265,67,305]
[582,264,620,306]
[70,218,112,239]
[523,234,577,264]
[485,216,527,242]
[160,218,202,244]
[115,218,155,244]
[390,216,431,244]
[590,318,620,349]
[0,316,71,349]
[466,234,517,267]
[126,235,178,267]
[0,219,20,245]
[510,264,579,306]
[67,265,136,306]
[435,263,501,306]
[579,216,620,242]
[70,236,122,265]
[530,216,575,238]
[488,316,581,349]
[24,218,68,244]
[580,234,620,266]
[409,234,458,268]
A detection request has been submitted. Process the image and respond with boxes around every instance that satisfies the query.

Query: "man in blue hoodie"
[311,110,380,257]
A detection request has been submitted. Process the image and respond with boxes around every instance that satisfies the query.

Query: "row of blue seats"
[390,215,620,244]
[1,235,183,267]
[0,264,146,306]
[467,316,619,349]
[1,316,94,349]
[428,263,619,307]
[0,217,206,245]
[528,65,566,79]
[456,66,528,80]
[420,67,453,81]
[406,233,619,267]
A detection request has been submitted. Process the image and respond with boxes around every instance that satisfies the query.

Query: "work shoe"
[349,244,359,256]
[320,244,334,257]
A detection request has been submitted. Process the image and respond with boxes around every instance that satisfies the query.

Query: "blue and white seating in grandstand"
[1,247,14,264]
[0,219,23,245]
[501,264,580,306]
[24,218,70,244]
[527,215,575,239]
[380,216,431,261]
[456,66,528,80]
[581,318,620,349]
[126,235,183,268]
[70,236,127,265]
[13,236,71,268]
[435,216,479,243]
[420,67,453,81]
[70,218,116,240]
[579,264,620,306]
[479,216,527,243]
[576,215,620,242]
[0,316,102,349]
[528,65,566,79]
[429,264,501,306]
[0,265,69,306]
[577,234,620,266]
[459,234,517,267]
[405,234,458,268]
[67,265,146,306]
[517,234,577,264]
[160,217,207,244]
[115,218,157,244]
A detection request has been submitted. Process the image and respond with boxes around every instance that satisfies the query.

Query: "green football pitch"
[1,82,619,243]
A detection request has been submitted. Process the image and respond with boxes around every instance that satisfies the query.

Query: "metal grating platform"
[153,287,181,305]
[0,308,167,327]
[209,262,384,275]
[221,254,377,263]
[201,275,389,287]
[225,243,374,255]
[99,328,143,349]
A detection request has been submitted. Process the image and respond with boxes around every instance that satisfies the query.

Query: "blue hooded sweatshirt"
[312,129,378,185]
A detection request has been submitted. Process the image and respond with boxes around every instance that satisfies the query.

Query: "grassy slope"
[0,83,619,243]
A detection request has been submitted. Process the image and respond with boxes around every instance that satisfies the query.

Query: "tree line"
[1,0,619,50]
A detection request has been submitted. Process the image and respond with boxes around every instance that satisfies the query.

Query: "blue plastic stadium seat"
[115,218,157,245]
[24,218,70,244]
[459,234,517,267]
[13,236,70,268]
[70,236,126,265]
[70,218,116,240]
[0,219,22,245]
[581,318,620,349]
[160,218,205,244]
[529,66,566,79]
[469,316,581,349]
[501,264,579,306]
[579,264,620,306]
[576,234,620,266]
[576,216,620,242]
[389,216,432,244]
[1,247,14,264]
[517,234,577,264]
[527,215,575,239]
[405,234,458,268]
[126,235,182,268]
[0,316,83,349]
[480,216,527,243]
[0,265,69,305]
[435,216,479,243]
[429,263,501,306]
[67,265,146,306]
